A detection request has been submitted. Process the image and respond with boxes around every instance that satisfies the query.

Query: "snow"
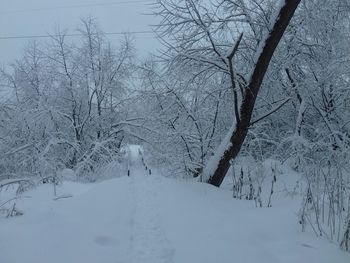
[202,123,235,182]
[1,152,349,263]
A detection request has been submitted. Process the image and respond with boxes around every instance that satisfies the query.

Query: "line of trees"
[0,17,141,180]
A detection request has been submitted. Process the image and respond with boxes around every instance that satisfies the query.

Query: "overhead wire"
[0,0,152,15]
[0,31,161,40]
[0,0,159,41]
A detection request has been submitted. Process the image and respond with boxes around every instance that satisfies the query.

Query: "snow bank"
[202,123,235,182]
[0,159,348,263]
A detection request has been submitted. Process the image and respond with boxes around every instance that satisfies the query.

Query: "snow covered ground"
[1,150,349,263]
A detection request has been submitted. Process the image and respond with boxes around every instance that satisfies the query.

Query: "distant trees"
[0,17,136,180]
[139,60,229,177]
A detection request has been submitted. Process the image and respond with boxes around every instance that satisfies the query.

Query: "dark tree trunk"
[207,0,301,187]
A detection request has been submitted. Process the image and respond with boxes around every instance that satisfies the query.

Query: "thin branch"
[250,97,291,126]
[227,33,243,124]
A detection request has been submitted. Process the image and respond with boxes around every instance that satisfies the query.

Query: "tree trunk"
[206,0,301,187]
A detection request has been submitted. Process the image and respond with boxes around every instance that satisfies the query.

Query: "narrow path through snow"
[126,148,174,263]
[128,163,174,263]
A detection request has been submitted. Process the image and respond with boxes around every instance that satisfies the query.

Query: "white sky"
[0,0,160,65]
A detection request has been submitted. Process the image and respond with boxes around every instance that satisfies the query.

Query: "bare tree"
[155,0,301,186]
[204,0,301,186]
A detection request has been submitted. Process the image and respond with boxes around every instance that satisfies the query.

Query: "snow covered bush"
[0,17,136,182]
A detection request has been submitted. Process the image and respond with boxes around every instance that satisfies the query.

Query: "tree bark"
[206,0,301,187]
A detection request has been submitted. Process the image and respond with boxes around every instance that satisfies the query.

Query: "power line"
[0,0,152,15]
[0,30,161,40]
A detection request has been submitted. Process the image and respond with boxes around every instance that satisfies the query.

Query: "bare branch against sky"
[0,0,159,64]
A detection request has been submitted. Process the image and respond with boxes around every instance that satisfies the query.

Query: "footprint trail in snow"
[128,149,174,263]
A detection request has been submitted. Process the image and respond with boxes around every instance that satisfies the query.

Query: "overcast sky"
[0,0,159,65]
